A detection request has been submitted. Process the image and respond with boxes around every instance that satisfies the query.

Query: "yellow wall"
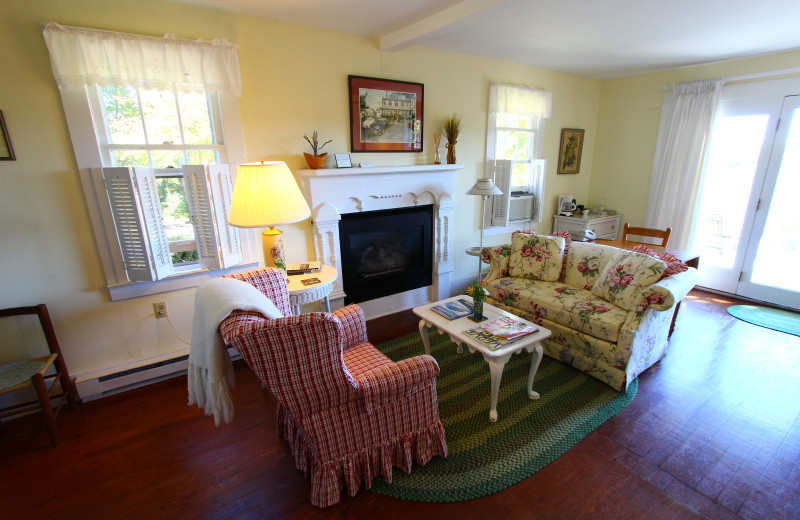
[0,0,600,378]
[591,50,800,227]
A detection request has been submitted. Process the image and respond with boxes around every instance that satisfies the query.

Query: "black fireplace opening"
[340,205,433,304]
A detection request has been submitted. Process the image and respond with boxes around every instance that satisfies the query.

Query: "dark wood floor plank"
[2,289,799,519]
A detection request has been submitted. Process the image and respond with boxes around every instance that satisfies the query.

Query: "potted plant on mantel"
[303,130,332,169]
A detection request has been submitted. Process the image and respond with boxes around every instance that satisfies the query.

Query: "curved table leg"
[527,343,544,400]
[486,352,512,422]
[418,320,431,355]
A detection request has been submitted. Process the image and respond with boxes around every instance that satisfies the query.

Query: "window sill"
[107,261,259,301]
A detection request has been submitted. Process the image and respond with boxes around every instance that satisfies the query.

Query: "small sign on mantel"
[358,162,373,168]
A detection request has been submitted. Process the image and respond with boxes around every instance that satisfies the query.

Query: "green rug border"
[368,330,637,503]
[727,305,800,336]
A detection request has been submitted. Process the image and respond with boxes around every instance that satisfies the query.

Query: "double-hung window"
[42,22,251,300]
[485,82,552,231]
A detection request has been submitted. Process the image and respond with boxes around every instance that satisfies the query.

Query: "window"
[485,82,552,230]
[93,85,225,268]
[42,22,252,300]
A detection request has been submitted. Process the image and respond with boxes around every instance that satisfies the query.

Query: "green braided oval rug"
[370,329,637,502]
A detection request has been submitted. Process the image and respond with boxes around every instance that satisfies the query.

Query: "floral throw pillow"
[508,233,565,282]
[591,250,666,311]
[549,230,572,282]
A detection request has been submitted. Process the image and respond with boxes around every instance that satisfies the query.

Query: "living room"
[1,0,799,518]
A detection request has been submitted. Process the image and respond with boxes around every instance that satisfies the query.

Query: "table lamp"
[228,161,311,274]
[467,178,502,280]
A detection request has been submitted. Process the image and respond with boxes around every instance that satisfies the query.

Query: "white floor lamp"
[467,178,502,281]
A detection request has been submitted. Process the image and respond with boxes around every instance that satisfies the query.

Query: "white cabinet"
[552,214,621,240]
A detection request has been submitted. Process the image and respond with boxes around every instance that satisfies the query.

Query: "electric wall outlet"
[153,302,168,319]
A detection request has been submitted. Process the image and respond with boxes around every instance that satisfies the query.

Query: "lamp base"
[261,228,286,275]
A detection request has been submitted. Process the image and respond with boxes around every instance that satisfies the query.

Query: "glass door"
[691,93,780,293]
[737,96,800,309]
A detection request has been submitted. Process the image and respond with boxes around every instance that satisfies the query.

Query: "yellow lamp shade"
[228,161,311,228]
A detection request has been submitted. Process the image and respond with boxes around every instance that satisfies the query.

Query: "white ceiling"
[168,0,800,79]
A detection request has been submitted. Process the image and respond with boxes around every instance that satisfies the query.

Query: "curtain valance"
[41,22,242,97]
[489,82,552,120]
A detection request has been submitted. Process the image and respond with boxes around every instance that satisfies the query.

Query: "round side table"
[286,264,338,315]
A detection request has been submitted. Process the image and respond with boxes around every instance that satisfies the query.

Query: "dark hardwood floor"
[2,289,799,519]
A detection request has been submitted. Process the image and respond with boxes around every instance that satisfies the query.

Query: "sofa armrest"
[482,244,512,283]
[354,355,440,414]
[622,267,699,331]
[332,304,369,349]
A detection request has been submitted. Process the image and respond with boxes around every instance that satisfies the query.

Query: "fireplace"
[299,164,462,317]
[339,205,433,304]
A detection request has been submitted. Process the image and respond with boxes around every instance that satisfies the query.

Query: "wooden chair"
[0,304,77,446]
[622,223,672,247]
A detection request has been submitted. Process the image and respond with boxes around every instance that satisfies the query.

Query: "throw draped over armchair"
[219,268,448,507]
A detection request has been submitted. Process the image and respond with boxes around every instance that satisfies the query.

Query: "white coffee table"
[413,295,552,422]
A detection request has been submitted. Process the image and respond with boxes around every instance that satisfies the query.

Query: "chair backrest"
[221,268,356,418]
[622,223,672,247]
[223,268,293,316]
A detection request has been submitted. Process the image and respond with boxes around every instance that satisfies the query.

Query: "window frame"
[59,84,257,301]
[484,106,547,235]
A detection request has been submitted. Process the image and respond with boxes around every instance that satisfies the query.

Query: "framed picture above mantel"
[557,128,584,174]
[348,75,423,153]
[0,110,15,161]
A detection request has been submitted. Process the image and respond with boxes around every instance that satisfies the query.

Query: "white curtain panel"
[645,79,724,249]
[488,82,552,119]
[41,22,242,97]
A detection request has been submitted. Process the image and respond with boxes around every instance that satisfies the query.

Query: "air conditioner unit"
[509,193,537,221]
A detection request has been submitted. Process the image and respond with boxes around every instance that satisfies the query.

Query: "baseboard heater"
[75,347,240,402]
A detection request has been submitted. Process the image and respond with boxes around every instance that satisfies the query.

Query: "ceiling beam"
[379,0,506,52]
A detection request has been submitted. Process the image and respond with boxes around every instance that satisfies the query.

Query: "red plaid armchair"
[219,268,448,507]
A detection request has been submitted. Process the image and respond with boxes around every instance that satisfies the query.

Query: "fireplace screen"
[339,205,433,304]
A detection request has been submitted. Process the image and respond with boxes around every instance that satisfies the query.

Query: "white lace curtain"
[41,22,242,97]
[645,79,724,249]
[489,82,552,120]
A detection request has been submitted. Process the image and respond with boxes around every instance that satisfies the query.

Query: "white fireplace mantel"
[298,164,463,317]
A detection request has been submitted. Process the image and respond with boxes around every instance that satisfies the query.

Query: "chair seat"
[0,360,46,391]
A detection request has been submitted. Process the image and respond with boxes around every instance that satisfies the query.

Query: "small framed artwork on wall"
[557,128,584,174]
[0,111,15,161]
[348,75,423,153]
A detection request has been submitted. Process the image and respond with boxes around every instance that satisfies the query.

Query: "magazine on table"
[463,317,538,350]
[430,298,475,320]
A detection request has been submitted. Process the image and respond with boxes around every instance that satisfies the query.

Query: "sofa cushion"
[486,277,629,343]
[563,242,619,290]
[508,233,565,282]
[591,251,666,311]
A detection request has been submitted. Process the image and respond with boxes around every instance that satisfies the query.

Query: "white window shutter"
[103,167,174,282]
[182,164,243,269]
[489,159,513,227]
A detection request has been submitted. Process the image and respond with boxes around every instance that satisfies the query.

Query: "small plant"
[303,130,332,156]
[442,113,462,144]
[469,279,490,300]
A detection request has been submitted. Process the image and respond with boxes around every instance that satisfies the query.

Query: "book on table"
[463,317,538,350]
[286,261,321,275]
[430,298,475,320]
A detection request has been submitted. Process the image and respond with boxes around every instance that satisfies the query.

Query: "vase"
[446,142,456,164]
[304,152,327,169]
[472,297,484,321]
[433,148,441,165]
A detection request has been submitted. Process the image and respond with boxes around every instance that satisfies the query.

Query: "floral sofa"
[480,232,698,391]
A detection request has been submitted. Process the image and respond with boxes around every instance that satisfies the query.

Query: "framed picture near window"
[0,111,15,161]
[348,75,423,153]
[557,128,584,174]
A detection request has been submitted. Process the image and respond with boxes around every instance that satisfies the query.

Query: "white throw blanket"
[188,277,282,425]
